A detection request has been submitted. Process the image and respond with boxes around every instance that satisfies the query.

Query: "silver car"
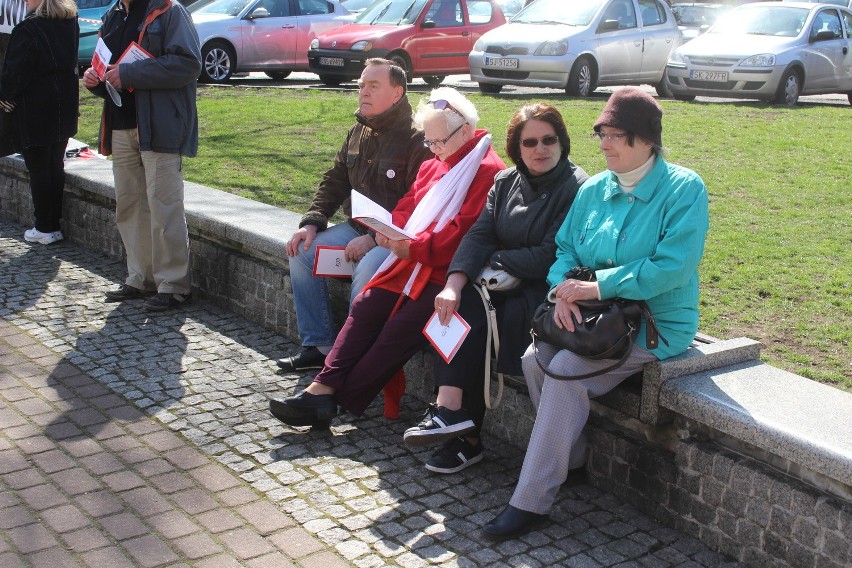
[666,2,852,105]
[189,0,354,83]
[468,0,682,96]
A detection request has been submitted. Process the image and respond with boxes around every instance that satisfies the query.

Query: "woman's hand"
[0,100,15,112]
[434,272,468,325]
[552,278,599,304]
[384,237,410,259]
[553,297,581,332]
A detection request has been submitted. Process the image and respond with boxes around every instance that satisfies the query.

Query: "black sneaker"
[425,436,483,474]
[104,284,154,302]
[142,292,192,312]
[403,404,476,446]
[277,347,326,372]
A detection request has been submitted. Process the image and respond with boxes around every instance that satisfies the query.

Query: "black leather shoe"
[269,392,337,425]
[482,505,548,541]
[277,347,326,372]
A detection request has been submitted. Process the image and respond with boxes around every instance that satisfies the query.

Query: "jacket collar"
[355,96,414,132]
[602,155,665,202]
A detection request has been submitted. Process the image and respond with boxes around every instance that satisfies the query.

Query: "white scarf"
[375,133,492,295]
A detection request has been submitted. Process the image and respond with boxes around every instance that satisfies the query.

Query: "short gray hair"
[414,87,479,132]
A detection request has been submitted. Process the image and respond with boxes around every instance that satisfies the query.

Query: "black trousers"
[433,284,506,436]
[22,140,68,232]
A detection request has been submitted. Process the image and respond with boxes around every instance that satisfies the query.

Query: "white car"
[189,0,354,83]
[468,0,682,96]
[666,2,852,105]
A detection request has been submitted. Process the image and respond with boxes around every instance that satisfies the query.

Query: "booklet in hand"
[91,38,122,107]
[422,310,471,364]
[116,41,153,92]
[351,190,415,241]
[312,246,354,278]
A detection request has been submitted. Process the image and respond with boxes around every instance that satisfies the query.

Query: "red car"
[308,0,507,86]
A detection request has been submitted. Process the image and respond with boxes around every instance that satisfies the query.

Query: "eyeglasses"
[521,135,559,148]
[429,99,464,118]
[591,131,629,142]
[423,122,465,148]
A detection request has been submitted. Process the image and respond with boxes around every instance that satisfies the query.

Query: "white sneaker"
[24,228,64,245]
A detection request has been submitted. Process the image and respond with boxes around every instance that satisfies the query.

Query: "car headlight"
[310,38,319,50]
[535,40,568,56]
[351,40,373,52]
[668,49,687,65]
[740,54,775,67]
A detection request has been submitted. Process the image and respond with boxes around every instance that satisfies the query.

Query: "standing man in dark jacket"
[279,58,432,372]
[0,0,79,245]
[82,0,201,312]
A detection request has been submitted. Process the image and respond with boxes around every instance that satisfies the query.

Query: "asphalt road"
[225,71,850,107]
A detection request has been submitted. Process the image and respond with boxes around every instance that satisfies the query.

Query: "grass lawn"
[76,85,851,391]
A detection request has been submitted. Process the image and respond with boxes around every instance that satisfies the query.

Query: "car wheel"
[673,94,696,102]
[201,41,235,83]
[655,72,673,99]
[265,71,291,81]
[423,75,445,88]
[773,68,801,106]
[478,82,503,94]
[388,53,412,83]
[566,57,596,97]
[319,75,342,86]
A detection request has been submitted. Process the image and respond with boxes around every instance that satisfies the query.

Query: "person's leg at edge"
[141,150,190,294]
[289,222,361,348]
[112,129,155,291]
[21,140,68,233]
[509,345,658,516]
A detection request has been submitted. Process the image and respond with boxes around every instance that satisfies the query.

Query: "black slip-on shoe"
[482,505,548,542]
[277,347,326,372]
[105,284,155,302]
[143,292,192,312]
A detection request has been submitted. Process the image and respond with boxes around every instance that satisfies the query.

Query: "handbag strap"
[474,284,503,409]
[530,323,636,381]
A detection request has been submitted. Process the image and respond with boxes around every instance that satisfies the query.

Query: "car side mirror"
[248,6,269,19]
[598,19,620,32]
[422,20,436,29]
[812,29,835,42]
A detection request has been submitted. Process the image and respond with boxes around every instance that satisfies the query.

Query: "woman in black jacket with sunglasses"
[402,102,589,475]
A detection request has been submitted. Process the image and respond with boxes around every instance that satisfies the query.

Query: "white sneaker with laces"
[24,228,64,245]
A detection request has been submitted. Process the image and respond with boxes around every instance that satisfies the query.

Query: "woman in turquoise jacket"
[483,88,710,540]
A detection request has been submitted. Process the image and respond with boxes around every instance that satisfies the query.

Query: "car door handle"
[844,46,848,55]
[281,24,296,28]
[462,31,469,36]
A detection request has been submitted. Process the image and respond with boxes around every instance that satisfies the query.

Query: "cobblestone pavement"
[0,220,744,567]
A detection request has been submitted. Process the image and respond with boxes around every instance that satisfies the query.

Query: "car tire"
[772,68,801,106]
[423,75,445,88]
[655,72,673,99]
[201,41,235,83]
[566,56,596,97]
[266,71,291,81]
[389,53,412,83]
[673,94,696,102]
[478,82,503,94]
[319,75,343,86]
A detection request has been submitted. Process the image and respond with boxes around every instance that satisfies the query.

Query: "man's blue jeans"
[289,222,390,347]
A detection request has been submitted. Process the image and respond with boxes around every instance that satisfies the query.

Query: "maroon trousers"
[314,282,442,416]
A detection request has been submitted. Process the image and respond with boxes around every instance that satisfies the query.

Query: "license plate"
[484,56,518,69]
[319,57,345,67]
[690,70,727,82]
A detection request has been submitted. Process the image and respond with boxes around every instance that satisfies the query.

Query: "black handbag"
[530,267,667,380]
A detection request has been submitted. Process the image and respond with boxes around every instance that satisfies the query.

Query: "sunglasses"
[521,135,559,148]
[429,98,464,118]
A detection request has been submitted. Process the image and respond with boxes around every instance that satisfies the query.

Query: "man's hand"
[82,67,101,89]
[344,234,376,262]
[286,225,318,256]
[104,64,122,89]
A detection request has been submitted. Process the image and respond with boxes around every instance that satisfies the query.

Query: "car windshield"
[354,0,429,25]
[513,0,605,26]
[708,6,808,37]
[189,0,253,16]
[672,5,726,27]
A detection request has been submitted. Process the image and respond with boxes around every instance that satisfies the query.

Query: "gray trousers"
[112,129,191,295]
[510,340,657,514]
